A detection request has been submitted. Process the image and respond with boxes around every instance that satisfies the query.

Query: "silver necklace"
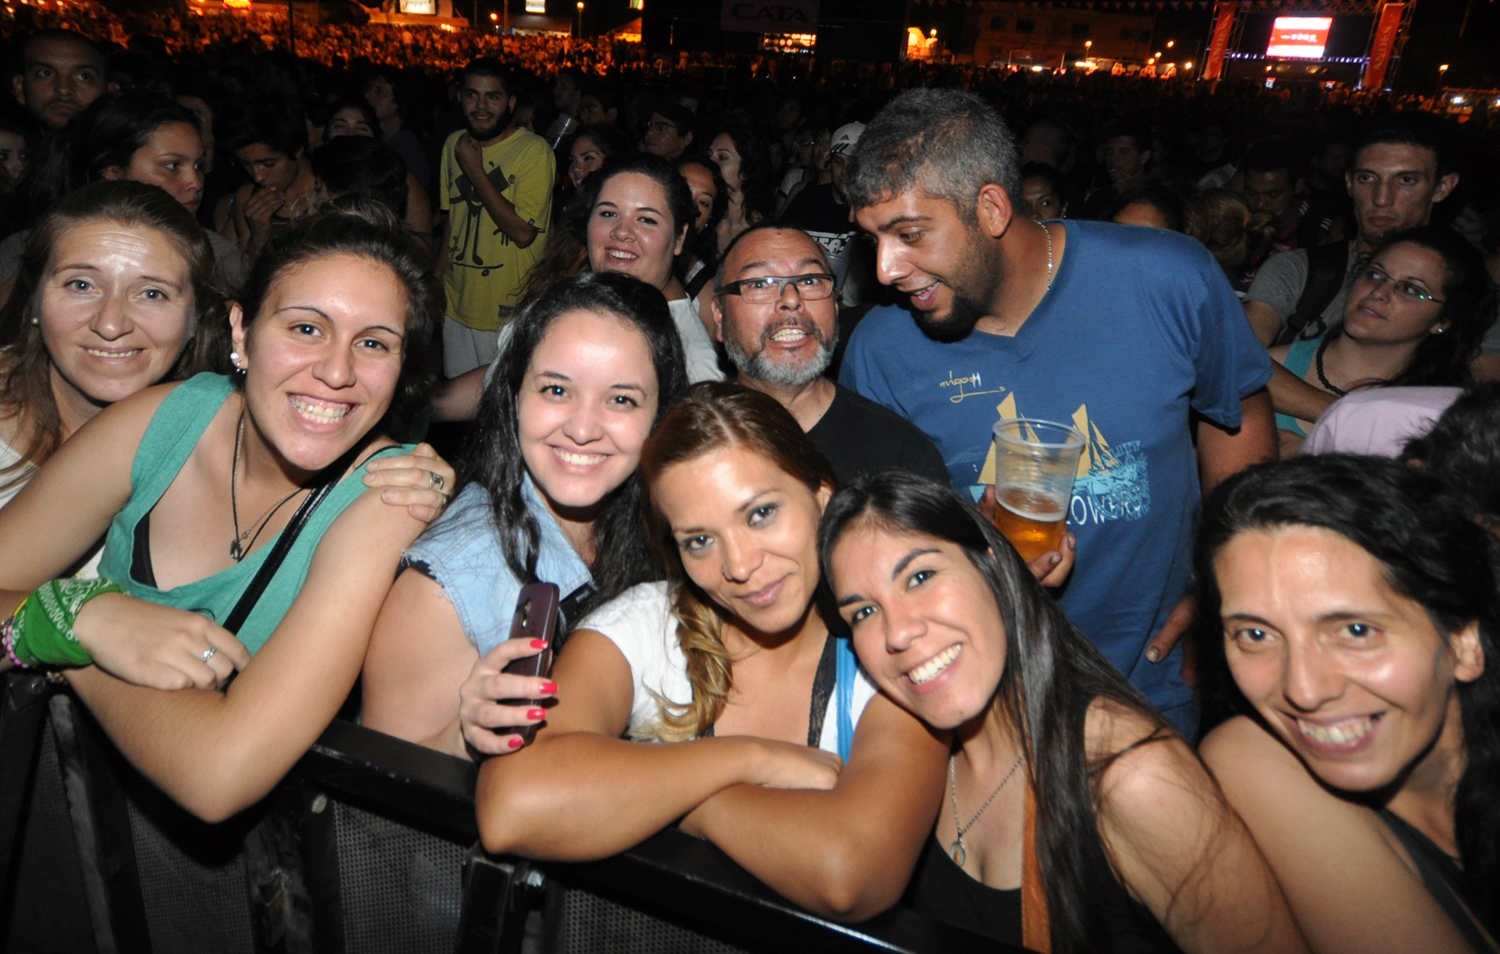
[948,753,1025,867]
[1040,219,1055,290]
[229,413,303,562]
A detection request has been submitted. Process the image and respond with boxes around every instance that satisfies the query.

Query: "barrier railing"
[0,673,1026,954]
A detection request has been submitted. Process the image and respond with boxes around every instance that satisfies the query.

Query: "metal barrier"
[0,673,1025,954]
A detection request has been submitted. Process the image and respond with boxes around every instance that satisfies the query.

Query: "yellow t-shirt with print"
[438,127,554,332]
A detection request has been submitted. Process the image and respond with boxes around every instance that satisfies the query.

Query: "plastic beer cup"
[990,418,1085,564]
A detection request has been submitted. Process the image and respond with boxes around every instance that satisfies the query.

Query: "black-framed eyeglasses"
[717,273,836,303]
[1358,265,1445,304]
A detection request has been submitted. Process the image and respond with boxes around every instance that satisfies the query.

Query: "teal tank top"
[97,373,413,655]
[1274,338,1320,438]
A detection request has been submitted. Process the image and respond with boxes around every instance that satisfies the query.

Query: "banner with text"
[721,0,820,33]
[1361,2,1405,91]
[1202,1,1238,81]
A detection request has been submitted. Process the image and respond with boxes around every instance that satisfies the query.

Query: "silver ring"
[201,646,218,664]
[429,471,445,491]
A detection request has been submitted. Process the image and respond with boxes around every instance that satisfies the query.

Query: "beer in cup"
[990,418,1084,564]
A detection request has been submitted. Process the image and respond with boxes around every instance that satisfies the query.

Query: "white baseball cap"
[829,122,866,156]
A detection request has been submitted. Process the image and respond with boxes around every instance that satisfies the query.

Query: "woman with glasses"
[1270,226,1494,456]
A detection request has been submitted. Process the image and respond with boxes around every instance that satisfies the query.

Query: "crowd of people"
[1,12,1498,953]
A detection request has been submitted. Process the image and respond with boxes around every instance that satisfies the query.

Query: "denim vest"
[404,477,590,655]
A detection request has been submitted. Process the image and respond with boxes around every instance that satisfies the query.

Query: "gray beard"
[724,319,838,388]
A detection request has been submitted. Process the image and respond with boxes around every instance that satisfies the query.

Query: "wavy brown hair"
[637,382,835,740]
[0,180,223,495]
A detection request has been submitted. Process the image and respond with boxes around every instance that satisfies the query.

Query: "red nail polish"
[527,708,546,720]
[530,639,548,649]
[540,682,558,693]
[507,737,524,749]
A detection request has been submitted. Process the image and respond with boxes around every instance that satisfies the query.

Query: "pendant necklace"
[948,753,1025,867]
[229,413,304,562]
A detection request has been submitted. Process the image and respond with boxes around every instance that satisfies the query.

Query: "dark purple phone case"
[499,583,560,745]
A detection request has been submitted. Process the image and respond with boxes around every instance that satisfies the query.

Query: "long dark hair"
[818,471,1177,954]
[233,196,440,441]
[713,124,776,224]
[1196,455,1500,926]
[1356,225,1494,389]
[674,156,727,282]
[20,89,202,226]
[0,180,222,490]
[471,271,689,619]
[638,383,836,740]
[583,152,697,253]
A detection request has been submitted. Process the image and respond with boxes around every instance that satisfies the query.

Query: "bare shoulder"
[1200,715,1312,792]
[1085,698,1215,816]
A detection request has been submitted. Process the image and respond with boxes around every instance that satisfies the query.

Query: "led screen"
[1266,17,1333,59]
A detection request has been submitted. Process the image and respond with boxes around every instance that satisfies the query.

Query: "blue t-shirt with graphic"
[840,220,1271,718]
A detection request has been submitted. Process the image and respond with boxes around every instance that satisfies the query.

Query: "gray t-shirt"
[1246,241,1360,342]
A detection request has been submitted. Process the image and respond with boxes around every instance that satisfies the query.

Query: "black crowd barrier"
[0,672,1026,954]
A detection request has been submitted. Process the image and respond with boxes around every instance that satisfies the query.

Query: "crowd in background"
[1,7,1499,953]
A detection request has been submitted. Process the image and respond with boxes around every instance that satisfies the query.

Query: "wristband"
[10,579,125,669]
[3,614,25,669]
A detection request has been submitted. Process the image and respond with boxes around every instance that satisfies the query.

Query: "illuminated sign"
[400,0,434,12]
[525,0,545,12]
[1266,16,1332,59]
[721,0,819,33]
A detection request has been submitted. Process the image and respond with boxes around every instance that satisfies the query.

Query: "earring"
[30,316,38,326]
[1433,327,1447,335]
[229,350,246,373]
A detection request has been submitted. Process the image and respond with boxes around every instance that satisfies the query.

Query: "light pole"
[576,1,584,39]
[490,10,497,33]
[1437,63,1449,97]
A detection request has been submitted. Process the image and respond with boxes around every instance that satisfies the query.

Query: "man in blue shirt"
[840,89,1276,732]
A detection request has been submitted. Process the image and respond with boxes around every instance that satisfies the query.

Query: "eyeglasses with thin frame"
[717,273,836,304]
[1358,264,1445,304]
[645,120,679,134]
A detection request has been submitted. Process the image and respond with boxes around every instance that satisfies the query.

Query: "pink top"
[1301,387,1462,459]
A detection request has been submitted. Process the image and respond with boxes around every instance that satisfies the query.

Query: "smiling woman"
[471,384,949,923]
[1198,456,1500,954]
[820,471,1307,954]
[0,199,454,824]
[0,181,221,522]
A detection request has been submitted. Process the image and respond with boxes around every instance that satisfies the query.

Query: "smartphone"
[500,582,560,745]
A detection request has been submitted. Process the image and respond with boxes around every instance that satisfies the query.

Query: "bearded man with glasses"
[711,223,947,485]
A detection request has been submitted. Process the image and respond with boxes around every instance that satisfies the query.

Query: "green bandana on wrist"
[10,578,125,669]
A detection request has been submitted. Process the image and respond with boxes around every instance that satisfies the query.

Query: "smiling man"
[11,30,107,132]
[711,223,946,485]
[1244,114,1459,347]
[839,89,1275,732]
[437,60,553,376]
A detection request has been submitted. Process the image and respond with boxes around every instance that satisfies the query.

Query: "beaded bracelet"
[2,613,27,670]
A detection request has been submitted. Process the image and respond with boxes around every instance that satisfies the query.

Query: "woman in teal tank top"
[0,202,452,823]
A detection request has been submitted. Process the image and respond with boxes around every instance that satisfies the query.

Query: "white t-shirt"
[578,581,878,754]
[668,297,724,385]
[0,430,32,510]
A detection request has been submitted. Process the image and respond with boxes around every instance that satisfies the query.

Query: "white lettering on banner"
[721,0,820,33]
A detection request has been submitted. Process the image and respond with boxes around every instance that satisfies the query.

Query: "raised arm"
[1096,707,1309,954]
[676,692,949,921]
[1202,716,1474,954]
[66,488,424,823]
[476,629,843,860]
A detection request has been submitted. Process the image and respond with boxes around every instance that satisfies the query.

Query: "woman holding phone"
[361,272,688,758]
[474,384,948,922]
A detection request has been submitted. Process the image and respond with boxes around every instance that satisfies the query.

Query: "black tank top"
[905,835,1182,953]
[1379,809,1500,952]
